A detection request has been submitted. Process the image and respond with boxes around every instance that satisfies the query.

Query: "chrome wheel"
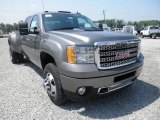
[44,72,56,97]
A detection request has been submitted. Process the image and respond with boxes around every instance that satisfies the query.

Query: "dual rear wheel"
[10,48,24,64]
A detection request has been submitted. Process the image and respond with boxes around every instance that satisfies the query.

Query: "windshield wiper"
[84,27,103,31]
[52,27,77,30]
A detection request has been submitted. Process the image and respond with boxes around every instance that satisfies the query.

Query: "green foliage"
[0,23,18,33]
[97,19,160,30]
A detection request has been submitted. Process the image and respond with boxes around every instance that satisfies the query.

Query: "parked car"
[140,26,160,39]
[8,11,143,105]
[122,26,138,35]
[0,30,3,38]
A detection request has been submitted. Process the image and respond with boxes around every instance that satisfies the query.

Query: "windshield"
[144,26,148,30]
[42,13,98,31]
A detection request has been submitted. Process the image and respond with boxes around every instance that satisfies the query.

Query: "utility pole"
[42,0,45,12]
[103,10,106,23]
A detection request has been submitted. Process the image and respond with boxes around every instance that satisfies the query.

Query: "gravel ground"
[0,37,160,120]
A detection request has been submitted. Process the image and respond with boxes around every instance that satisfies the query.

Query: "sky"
[0,0,160,24]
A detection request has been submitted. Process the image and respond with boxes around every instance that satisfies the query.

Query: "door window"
[30,15,40,32]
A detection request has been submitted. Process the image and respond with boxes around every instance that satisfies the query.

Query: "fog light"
[77,87,86,95]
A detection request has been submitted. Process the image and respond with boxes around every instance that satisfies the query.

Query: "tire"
[44,63,67,105]
[149,35,152,38]
[10,48,24,64]
[140,33,144,38]
[151,34,157,39]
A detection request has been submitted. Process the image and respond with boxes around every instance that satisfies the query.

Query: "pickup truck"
[8,11,144,105]
[140,26,160,39]
[122,26,138,36]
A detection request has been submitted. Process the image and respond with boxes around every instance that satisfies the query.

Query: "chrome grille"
[94,40,139,69]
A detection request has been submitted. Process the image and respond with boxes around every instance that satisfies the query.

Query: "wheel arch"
[40,51,57,69]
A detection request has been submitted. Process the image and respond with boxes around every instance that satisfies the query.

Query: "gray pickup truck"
[8,11,144,105]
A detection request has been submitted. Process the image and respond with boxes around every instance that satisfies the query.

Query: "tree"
[13,23,18,30]
[5,24,13,33]
[116,19,125,28]
[127,21,133,25]
[96,19,160,30]
[0,23,6,33]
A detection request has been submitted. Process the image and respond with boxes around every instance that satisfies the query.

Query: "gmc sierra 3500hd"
[8,11,144,105]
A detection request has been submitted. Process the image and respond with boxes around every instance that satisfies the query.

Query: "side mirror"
[33,27,39,34]
[30,27,39,34]
[98,23,103,30]
[19,22,28,35]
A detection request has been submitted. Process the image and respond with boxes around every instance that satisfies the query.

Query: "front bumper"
[58,54,143,101]
[60,65,142,93]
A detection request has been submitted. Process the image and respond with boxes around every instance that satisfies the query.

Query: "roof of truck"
[36,11,80,15]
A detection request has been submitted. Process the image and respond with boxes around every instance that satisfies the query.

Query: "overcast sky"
[0,0,160,24]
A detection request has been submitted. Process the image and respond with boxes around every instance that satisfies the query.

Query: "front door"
[24,15,40,64]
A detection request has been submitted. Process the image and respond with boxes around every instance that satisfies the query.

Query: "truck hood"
[48,29,138,45]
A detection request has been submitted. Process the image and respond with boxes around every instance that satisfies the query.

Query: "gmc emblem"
[115,50,131,60]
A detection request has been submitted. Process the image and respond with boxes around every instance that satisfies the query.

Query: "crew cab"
[140,26,160,39]
[8,11,144,105]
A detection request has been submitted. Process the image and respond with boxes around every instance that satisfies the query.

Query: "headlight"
[137,41,141,58]
[67,46,94,64]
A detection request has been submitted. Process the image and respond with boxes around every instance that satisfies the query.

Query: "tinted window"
[150,27,154,30]
[30,15,40,29]
[42,13,97,31]
[29,15,40,33]
[154,27,159,29]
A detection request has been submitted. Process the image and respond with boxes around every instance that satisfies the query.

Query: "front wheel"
[43,63,67,105]
[140,33,144,38]
[151,34,157,39]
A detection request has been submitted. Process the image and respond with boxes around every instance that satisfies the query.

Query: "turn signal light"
[67,46,76,64]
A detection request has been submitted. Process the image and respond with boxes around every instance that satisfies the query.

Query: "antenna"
[42,0,45,12]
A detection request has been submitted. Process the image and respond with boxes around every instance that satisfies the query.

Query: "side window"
[25,17,31,24]
[30,15,40,30]
[154,27,159,29]
[25,16,31,27]
[149,27,154,30]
